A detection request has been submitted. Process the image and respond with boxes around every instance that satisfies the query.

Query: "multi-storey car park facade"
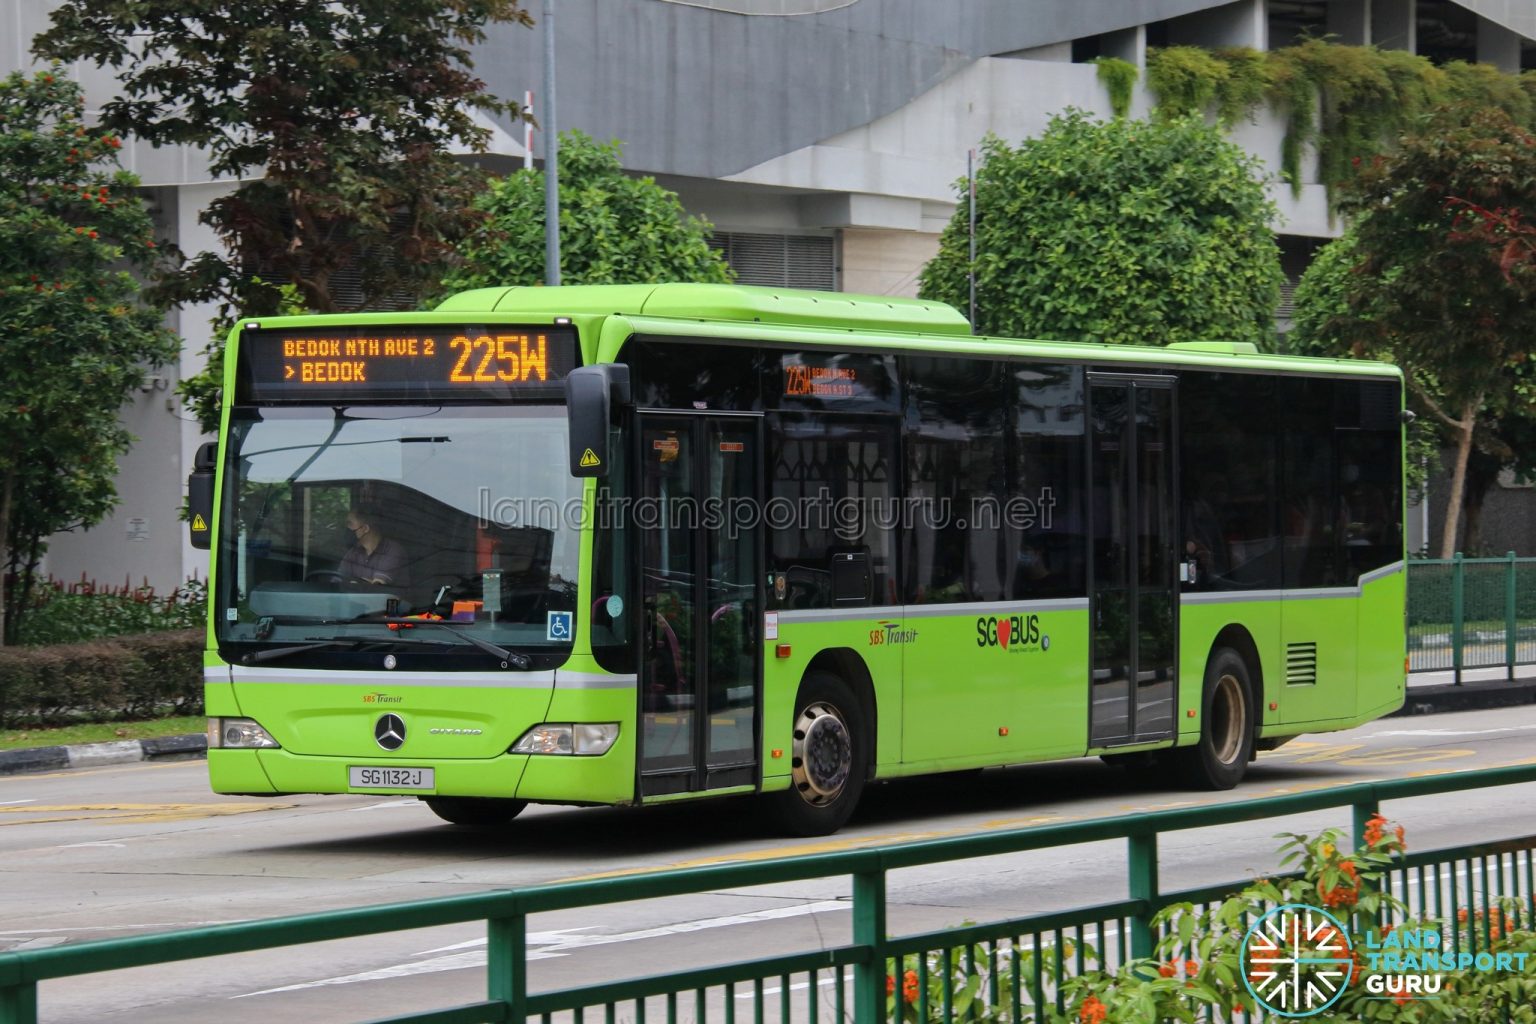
[1,0,1532,592]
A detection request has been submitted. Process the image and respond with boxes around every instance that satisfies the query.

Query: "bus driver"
[339,503,411,586]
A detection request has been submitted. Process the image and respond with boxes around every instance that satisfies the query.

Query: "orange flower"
[1079,994,1108,1024]
[1364,813,1386,845]
[1394,824,1406,847]
[1185,960,1199,974]
[1458,909,1469,923]
[901,969,919,1004]
[1393,993,1414,1006]
[1339,860,1359,882]
[1156,962,1176,977]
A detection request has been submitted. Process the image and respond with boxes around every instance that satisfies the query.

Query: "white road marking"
[0,800,36,806]
[1368,725,1536,738]
[235,900,850,999]
[351,800,420,811]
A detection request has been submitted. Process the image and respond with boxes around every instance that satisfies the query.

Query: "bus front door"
[1088,376,1177,747]
[636,414,763,797]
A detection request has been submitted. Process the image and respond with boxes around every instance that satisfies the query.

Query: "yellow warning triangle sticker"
[579,448,601,468]
[191,514,209,532]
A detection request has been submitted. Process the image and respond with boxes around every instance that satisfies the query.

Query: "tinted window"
[628,339,763,410]
[1010,364,1087,598]
[769,351,900,414]
[1279,377,1403,588]
[766,414,899,609]
[905,358,1009,603]
[1179,372,1281,590]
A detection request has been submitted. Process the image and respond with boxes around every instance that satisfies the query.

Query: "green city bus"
[192,284,1406,835]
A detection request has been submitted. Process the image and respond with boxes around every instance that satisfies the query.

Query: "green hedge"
[0,628,203,728]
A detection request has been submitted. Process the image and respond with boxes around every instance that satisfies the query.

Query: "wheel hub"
[792,702,851,805]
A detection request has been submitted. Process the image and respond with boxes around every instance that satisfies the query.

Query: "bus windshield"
[217,404,581,660]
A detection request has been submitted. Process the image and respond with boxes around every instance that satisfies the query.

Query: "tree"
[0,69,177,642]
[919,111,1283,347]
[1320,106,1536,557]
[445,131,734,291]
[36,0,531,431]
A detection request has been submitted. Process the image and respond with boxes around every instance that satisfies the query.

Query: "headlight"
[510,723,618,756]
[208,717,280,749]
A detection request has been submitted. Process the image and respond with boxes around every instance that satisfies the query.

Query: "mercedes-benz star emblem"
[374,713,406,751]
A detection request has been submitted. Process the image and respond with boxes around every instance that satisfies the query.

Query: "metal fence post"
[1506,551,1518,681]
[0,980,37,1024]
[1452,552,1465,686]
[1128,832,1159,960]
[853,867,888,1024]
[487,902,527,1022]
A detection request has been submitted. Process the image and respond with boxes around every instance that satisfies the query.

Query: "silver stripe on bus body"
[1359,560,1406,586]
[777,598,1089,626]
[555,672,637,690]
[226,667,558,689]
[1179,562,1406,605]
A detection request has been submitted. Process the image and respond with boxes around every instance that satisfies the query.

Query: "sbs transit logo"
[975,612,1049,653]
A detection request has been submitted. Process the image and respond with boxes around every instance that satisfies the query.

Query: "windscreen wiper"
[240,634,453,665]
[373,618,532,669]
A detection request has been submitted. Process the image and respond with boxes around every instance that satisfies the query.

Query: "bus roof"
[434,284,1399,379]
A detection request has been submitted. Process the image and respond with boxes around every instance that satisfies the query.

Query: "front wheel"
[769,672,867,837]
[422,796,527,826]
[1174,647,1255,790]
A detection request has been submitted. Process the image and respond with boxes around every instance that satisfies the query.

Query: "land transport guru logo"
[975,612,1049,652]
[1241,904,1531,1017]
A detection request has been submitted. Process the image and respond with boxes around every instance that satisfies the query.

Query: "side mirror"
[188,441,217,550]
[565,365,630,478]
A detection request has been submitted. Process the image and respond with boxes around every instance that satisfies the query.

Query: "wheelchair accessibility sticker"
[547,610,573,641]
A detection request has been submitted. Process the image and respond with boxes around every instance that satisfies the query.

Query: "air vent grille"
[1286,642,1318,686]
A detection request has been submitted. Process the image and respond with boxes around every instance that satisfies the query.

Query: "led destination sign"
[238,324,578,402]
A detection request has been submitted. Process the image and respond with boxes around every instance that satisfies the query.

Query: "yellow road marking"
[0,802,292,826]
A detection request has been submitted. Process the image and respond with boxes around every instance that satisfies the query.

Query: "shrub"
[14,575,207,646]
[0,628,203,727]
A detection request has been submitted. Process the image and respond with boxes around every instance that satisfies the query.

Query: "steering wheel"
[305,570,344,583]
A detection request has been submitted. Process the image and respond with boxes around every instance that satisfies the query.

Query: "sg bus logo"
[976,613,1049,652]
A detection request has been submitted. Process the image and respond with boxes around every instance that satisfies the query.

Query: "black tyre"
[422,796,527,826]
[1174,647,1255,790]
[770,672,868,837]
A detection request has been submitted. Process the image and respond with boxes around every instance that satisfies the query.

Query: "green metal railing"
[1408,553,1536,683]
[3,763,1535,1023]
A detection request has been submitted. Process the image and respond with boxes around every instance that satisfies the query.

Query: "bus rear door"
[1088,375,1178,746]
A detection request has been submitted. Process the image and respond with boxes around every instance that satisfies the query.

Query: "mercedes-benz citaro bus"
[189,284,1406,836]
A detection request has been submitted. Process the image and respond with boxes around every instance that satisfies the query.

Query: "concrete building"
[2,0,1533,588]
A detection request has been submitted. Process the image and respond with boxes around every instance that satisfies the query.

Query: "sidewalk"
[1399,664,1536,716]
[0,733,205,777]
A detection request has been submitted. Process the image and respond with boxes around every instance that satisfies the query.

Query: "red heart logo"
[996,618,1010,649]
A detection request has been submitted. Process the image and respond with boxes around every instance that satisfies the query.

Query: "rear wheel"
[770,672,867,836]
[1175,647,1255,790]
[422,796,527,826]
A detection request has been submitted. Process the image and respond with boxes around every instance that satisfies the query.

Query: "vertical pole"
[1451,552,1464,686]
[1127,832,1159,959]
[853,868,887,1024]
[542,0,561,286]
[488,907,528,1021]
[0,981,38,1024]
[523,90,534,171]
[967,148,977,333]
[1505,551,1517,681]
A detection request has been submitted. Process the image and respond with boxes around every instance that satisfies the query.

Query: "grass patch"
[0,715,204,751]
